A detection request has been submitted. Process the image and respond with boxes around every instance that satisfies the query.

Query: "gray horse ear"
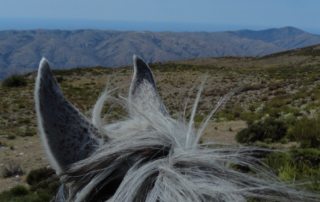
[128,55,168,115]
[35,58,99,174]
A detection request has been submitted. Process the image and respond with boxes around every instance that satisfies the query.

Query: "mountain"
[1,26,320,79]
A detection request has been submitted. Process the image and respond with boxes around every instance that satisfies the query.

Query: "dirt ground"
[0,135,49,192]
[202,120,247,145]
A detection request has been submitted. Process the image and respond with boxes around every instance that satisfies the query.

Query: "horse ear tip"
[133,54,143,65]
[134,54,147,62]
[133,54,138,61]
[38,57,52,76]
[40,57,48,65]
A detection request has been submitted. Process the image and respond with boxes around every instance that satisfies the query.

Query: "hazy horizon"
[1,0,320,34]
[0,18,319,35]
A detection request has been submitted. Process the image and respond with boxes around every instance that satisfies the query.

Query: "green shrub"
[7,135,16,140]
[26,167,59,200]
[264,150,320,191]
[278,162,297,182]
[289,116,320,148]
[0,185,52,202]
[0,168,60,202]
[26,167,55,187]
[236,117,287,143]
[265,152,291,172]
[291,148,320,167]
[1,75,27,88]
[239,112,261,125]
[10,185,29,196]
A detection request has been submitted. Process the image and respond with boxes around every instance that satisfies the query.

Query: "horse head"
[34,56,317,202]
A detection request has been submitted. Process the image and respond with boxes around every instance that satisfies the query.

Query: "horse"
[34,56,318,202]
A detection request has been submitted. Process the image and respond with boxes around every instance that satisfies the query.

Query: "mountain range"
[1,26,320,79]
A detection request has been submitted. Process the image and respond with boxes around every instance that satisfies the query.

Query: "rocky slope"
[1,27,320,78]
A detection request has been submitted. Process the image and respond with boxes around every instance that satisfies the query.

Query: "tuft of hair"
[57,87,319,202]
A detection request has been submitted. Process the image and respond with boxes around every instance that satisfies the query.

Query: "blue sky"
[0,0,319,33]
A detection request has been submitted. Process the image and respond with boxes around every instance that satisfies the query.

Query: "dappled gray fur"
[35,58,99,173]
[129,55,168,116]
[35,56,319,202]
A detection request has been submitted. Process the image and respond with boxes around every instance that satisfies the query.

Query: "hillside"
[1,45,320,200]
[1,27,320,79]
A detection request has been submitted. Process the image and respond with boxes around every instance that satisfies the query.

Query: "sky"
[0,0,319,33]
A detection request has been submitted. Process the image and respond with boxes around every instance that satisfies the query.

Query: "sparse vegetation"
[1,161,23,178]
[0,167,59,202]
[1,45,320,198]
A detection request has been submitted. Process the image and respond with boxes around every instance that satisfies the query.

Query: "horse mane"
[35,56,319,202]
[60,89,316,202]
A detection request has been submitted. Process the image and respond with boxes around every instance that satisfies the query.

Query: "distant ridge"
[1,27,320,78]
[261,43,320,58]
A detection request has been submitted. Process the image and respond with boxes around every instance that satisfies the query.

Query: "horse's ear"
[129,55,168,115]
[35,58,99,174]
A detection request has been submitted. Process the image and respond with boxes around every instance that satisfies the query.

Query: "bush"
[56,76,64,83]
[1,75,27,87]
[10,185,29,196]
[291,148,320,167]
[1,161,24,178]
[7,135,16,140]
[265,149,320,191]
[265,152,291,172]
[0,168,60,202]
[26,167,55,187]
[236,117,287,143]
[289,116,320,148]
[26,167,59,199]
[0,185,52,202]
